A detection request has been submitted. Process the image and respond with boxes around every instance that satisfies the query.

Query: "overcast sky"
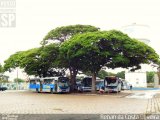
[0,0,160,79]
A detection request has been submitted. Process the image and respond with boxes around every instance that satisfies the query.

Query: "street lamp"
[16,68,18,90]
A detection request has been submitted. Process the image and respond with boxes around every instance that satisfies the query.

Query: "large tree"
[59,40,83,91]
[43,24,99,91]
[63,30,159,92]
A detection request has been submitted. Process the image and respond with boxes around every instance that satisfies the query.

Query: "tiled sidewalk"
[146,93,160,114]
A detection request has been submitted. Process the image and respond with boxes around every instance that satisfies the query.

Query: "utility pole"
[16,68,18,90]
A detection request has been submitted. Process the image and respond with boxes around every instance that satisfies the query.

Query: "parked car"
[121,80,130,90]
[0,85,7,91]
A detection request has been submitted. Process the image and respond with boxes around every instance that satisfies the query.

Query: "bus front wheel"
[36,88,40,93]
[50,88,53,94]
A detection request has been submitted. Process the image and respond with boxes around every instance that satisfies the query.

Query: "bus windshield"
[105,77,118,86]
[43,79,54,84]
[58,77,69,87]
[30,78,40,84]
[82,77,92,87]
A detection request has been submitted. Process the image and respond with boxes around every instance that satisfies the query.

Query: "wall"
[125,72,147,87]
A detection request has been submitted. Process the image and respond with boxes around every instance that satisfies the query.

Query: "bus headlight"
[58,87,62,92]
[67,87,70,92]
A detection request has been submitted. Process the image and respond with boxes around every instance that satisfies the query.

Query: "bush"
[14,78,25,83]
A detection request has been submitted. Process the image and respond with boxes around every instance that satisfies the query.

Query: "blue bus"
[77,77,104,92]
[29,77,70,93]
[78,77,92,92]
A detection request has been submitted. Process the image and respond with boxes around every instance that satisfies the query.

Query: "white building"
[125,72,147,87]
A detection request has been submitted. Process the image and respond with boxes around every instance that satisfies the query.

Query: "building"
[125,72,147,87]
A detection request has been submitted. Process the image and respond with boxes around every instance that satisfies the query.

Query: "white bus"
[104,76,122,93]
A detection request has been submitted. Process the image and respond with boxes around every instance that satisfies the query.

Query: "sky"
[0,0,160,80]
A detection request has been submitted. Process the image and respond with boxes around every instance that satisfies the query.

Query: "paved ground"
[146,93,160,114]
[0,90,150,114]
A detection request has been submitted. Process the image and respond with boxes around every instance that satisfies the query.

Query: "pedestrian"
[99,86,104,94]
[130,84,132,90]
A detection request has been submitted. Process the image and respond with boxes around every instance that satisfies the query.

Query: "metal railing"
[0,83,29,90]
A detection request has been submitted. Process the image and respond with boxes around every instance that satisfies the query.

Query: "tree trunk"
[69,67,78,92]
[91,72,97,93]
[70,73,76,92]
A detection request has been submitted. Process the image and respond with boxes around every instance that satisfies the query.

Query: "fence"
[0,83,29,90]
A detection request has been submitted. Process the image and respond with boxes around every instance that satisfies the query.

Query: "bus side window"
[44,80,47,85]
[30,80,35,84]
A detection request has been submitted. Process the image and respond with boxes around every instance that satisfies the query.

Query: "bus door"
[40,80,43,92]
[54,80,58,92]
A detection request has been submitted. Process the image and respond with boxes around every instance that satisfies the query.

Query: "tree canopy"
[42,24,99,44]
[116,71,125,79]
[3,51,25,72]
[97,70,115,79]
[4,44,62,77]
[0,64,3,73]
[147,71,155,83]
